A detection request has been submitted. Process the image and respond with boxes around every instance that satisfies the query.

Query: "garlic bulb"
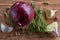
[50,10,58,18]
[0,23,13,32]
[45,22,59,36]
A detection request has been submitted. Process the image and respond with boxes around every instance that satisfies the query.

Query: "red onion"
[10,2,34,27]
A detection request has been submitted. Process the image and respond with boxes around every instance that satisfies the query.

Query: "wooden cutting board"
[0,0,60,40]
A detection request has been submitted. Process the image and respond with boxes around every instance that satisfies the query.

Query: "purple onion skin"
[10,2,34,27]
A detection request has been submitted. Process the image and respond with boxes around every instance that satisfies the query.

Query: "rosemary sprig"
[37,9,47,36]
[28,2,47,36]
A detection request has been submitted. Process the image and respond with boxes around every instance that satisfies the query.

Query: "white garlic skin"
[45,22,59,37]
[7,26,13,32]
[1,23,13,32]
[50,10,58,18]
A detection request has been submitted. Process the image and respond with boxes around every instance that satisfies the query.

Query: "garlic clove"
[50,10,58,18]
[45,22,59,37]
[46,22,58,32]
[1,23,8,32]
[1,23,13,32]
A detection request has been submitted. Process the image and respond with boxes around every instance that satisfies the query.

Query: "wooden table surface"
[0,0,60,40]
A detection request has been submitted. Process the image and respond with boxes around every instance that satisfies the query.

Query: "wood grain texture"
[0,0,60,40]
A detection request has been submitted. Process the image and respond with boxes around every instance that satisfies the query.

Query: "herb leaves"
[27,2,47,36]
